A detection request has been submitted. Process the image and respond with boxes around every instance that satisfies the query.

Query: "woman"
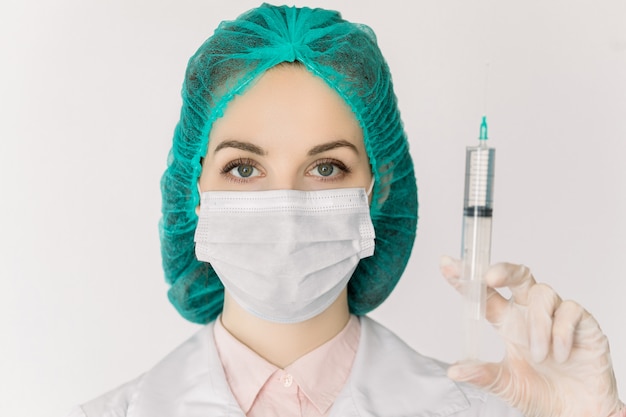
[70,4,624,416]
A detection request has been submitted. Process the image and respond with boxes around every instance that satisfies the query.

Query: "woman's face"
[199,65,372,193]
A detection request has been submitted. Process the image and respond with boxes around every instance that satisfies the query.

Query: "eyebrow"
[307,140,359,156]
[213,140,266,155]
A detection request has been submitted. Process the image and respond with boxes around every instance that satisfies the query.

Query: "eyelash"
[220,157,261,183]
[308,158,352,180]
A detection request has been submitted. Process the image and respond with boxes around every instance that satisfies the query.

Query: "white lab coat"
[69,316,523,417]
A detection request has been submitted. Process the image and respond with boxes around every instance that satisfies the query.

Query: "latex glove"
[440,256,624,417]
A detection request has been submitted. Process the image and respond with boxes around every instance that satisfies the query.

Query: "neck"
[220,289,351,368]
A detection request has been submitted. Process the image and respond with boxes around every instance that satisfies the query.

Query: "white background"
[1,1,625,416]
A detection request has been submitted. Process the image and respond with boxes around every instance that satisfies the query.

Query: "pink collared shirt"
[213,315,360,417]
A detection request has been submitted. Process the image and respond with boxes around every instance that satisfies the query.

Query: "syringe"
[461,116,495,360]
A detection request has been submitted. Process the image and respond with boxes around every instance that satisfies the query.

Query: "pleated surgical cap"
[160,3,418,323]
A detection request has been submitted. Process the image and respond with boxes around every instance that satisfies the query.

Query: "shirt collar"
[213,318,277,413]
[213,315,360,415]
[286,315,360,414]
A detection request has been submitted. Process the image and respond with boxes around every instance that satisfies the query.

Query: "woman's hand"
[440,256,624,417]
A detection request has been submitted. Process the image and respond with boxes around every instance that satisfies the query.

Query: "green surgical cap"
[160,3,418,323]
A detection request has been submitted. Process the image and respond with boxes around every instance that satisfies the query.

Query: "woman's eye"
[308,159,350,179]
[221,158,261,181]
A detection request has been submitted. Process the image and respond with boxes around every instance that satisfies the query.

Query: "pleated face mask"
[194,187,375,323]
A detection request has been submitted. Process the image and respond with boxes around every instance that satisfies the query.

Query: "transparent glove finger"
[447,360,503,390]
[484,262,536,305]
[440,256,522,329]
[552,300,585,363]
[528,283,561,363]
[439,255,462,289]
[484,285,509,325]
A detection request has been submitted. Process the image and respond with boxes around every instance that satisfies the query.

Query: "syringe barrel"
[461,143,495,359]
[461,144,495,304]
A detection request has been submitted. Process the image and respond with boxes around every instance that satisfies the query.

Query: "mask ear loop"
[366,176,375,197]
[195,182,203,216]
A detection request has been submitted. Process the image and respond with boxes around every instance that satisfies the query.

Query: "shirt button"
[282,373,293,388]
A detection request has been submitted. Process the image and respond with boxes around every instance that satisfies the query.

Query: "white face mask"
[194,187,375,324]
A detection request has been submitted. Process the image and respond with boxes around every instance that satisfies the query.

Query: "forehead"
[207,65,364,153]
